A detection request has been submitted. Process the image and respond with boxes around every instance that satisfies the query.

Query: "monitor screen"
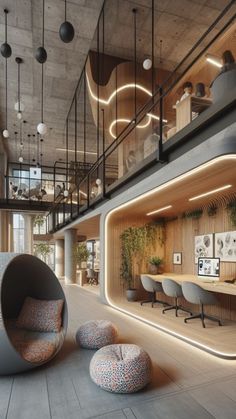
[198,257,220,278]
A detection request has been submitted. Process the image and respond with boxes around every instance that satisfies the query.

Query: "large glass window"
[13,213,25,253]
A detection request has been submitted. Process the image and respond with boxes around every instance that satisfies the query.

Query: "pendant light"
[15,57,23,120]
[2,9,11,139]
[36,1,47,135]
[59,0,75,43]
[35,0,47,64]
[1,9,12,58]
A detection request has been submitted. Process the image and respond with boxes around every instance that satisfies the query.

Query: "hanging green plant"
[207,204,218,217]
[120,222,165,290]
[33,215,45,227]
[227,200,236,226]
[182,209,203,219]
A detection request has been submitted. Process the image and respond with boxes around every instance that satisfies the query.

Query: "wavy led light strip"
[86,73,152,106]
[104,155,236,359]
[109,116,151,139]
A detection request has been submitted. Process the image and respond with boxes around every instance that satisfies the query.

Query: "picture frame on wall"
[215,231,236,262]
[173,252,182,265]
[194,234,214,264]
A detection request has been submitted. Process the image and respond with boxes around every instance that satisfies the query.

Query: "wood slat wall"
[107,206,236,320]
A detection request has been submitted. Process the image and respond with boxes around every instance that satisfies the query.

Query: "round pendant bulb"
[17,111,23,120]
[143,58,152,70]
[37,122,47,135]
[59,21,75,43]
[63,189,69,198]
[0,42,12,58]
[3,129,9,138]
[18,156,23,163]
[35,46,47,64]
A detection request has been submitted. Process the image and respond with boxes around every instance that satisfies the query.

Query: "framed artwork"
[215,231,236,262]
[173,252,182,265]
[194,234,213,264]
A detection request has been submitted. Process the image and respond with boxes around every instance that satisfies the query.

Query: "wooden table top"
[144,273,236,296]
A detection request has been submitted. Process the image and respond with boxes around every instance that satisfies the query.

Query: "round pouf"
[76,320,118,349]
[89,344,152,393]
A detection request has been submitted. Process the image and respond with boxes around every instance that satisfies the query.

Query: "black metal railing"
[47,1,236,232]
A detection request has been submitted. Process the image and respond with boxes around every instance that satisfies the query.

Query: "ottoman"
[76,320,118,349]
[89,344,152,393]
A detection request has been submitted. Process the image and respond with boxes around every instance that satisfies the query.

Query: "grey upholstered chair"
[140,275,166,307]
[181,281,222,328]
[162,278,192,317]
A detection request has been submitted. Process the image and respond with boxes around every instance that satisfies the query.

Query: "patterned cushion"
[13,339,56,363]
[76,320,118,349]
[90,344,152,393]
[16,297,64,332]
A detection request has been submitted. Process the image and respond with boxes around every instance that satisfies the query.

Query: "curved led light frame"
[104,155,236,359]
[109,116,151,139]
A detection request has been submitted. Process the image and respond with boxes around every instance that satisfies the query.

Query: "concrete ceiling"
[0,0,232,167]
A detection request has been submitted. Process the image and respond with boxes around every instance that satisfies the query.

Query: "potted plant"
[148,256,164,274]
[34,242,52,263]
[73,243,90,269]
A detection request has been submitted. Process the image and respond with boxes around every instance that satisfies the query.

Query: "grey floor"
[1,284,236,419]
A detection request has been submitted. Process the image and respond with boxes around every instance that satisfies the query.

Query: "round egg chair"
[0,253,68,375]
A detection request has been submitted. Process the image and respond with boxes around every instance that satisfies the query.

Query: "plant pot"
[148,264,158,274]
[126,288,138,302]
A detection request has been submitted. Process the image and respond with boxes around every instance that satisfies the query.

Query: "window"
[13,213,25,253]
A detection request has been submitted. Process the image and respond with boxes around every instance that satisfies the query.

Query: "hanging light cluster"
[1,0,75,143]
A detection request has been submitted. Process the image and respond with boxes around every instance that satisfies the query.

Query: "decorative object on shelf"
[211,50,236,103]
[173,252,182,265]
[35,0,47,64]
[15,57,24,120]
[227,199,236,226]
[143,58,152,70]
[180,81,193,102]
[194,234,213,264]
[215,231,236,262]
[148,256,164,274]
[195,82,206,98]
[0,9,12,58]
[59,0,75,43]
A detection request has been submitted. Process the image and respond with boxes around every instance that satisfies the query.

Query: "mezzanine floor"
[1,284,236,419]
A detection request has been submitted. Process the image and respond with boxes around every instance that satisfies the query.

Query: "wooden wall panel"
[107,206,236,320]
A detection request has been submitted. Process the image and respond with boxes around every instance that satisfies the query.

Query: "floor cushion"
[76,320,118,349]
[89,343,152,393]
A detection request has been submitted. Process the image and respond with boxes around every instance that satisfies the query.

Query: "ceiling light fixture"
[143,58,152,70]
[59,0,75,43]
[189,184,232,201]
[206,54,223,68]
[15,57,23,120]
[146,205,172,216]
[36,0,47,135]
[56,148,97,155]
[109,117,151,139]
[0,9,12,58]
[147,113,168,123]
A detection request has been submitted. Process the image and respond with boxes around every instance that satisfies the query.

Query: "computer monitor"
[198,257,220,279]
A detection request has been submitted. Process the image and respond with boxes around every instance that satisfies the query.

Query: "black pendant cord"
[5,58,8,129]
[151,0,154,96]
[133,8,137,119]
[41,64,44,123]
[18,61,20,112]
[66,121,68,188]
[5,9,7,43]
[65,0,67,21]
[160,39,163,64]
[42,0,45,47]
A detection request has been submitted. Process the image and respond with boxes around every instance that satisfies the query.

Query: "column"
[64,229,77,284]
[55,239,64,278]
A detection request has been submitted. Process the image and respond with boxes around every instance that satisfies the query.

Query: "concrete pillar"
[55,239,64,278]
[23,214,33,254]
[64,229,77,284]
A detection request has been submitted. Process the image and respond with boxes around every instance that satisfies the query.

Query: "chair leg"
[204,314,222,326]
[184,313,202,323]
[140,292,154,306]
[162,305,175,314]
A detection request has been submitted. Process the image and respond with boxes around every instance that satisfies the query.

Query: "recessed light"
[146,205,172,216]
[189,185,232,201]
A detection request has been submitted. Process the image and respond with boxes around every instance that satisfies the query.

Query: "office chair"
[140,275,166,307]
[182,281,222,328]
[162,278,192,317]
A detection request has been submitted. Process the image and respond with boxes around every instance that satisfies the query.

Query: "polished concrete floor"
[1,284,236,419]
